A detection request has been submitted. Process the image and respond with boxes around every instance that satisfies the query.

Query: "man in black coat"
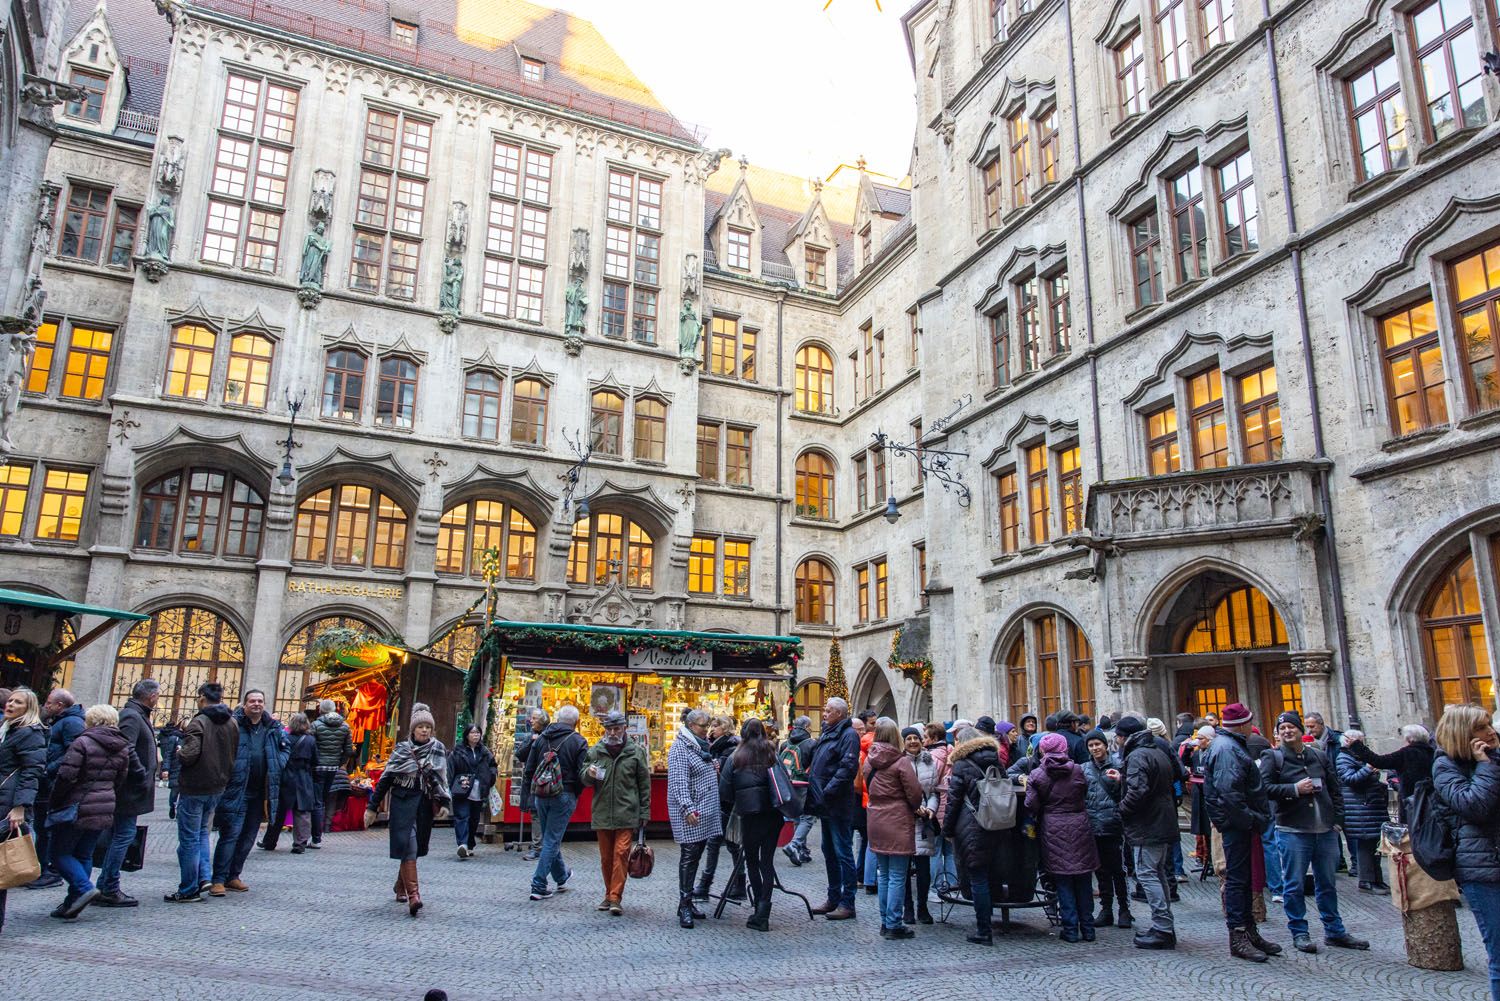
[96,679,161,907]
[26,689,84,889]
[806,696,860,920]
[1203,702,1281,962]
[1116,716,1178,950]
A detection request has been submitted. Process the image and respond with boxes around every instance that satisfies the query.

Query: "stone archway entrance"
[852,659,897,723]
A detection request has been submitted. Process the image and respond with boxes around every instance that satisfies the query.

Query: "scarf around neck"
[384,736,451,802]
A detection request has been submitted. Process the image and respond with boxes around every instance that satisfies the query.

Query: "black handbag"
[91,825,147,872]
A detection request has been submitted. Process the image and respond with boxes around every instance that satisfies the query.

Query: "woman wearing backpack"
[1432,703,1500,1001]
[366,703,451,916]
[940,725,1006,945]
[1025,731,1100,943]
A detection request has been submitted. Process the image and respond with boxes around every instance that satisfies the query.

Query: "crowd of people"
[2,678,1500,999]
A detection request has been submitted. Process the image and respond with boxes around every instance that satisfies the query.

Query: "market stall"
[464,622,802,832]
[0,588,148,692]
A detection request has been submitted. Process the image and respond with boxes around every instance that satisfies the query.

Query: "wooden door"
[1257,661,1302,722]
[1176,665,1238,720]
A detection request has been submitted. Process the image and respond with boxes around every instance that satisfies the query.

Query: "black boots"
[1230,926,1268,962]
[678,895,696,929]
[746,900,770,932]
[1117,902,1135,929]
[1248,922,1283,956]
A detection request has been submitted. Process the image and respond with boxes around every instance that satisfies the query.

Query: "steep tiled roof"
[704,162,860,287]
[870,182,911,217]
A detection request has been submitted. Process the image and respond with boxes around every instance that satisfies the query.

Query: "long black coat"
[1119,730,1180,846]
[282,733,318,812]
[0,723,46,832]
[1432,749,1500,885]
[116,699,159,816]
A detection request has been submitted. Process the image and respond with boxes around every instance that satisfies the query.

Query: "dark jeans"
[1278,829,1348,938]
[49,822,101,897]
[176,793,217,894]
[1351,836,1384,886]
[819,812,857,909]
[95,812,138,895]
[260,788,284,849]
[1095,834,1128,912]
[229,793,268,880]
[1220,826,1255,930]
[316,768,337,835]
[905,853,931,915]
[453,797,478,847]
[1461,879,1500,1001]
[740,811,781,908]
[1054,873,1096,936]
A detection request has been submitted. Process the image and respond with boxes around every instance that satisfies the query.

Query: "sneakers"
[163,890,204,903]
[529,887,555,901]
[608,900,623,916]
[597,898,612,911]
[1271,894,1284,903]
[61,888,99,918]
[200,881,213,895]
[225,879,249,892]
[24,873,64,890]
[555,867,572,892]
[782,845,803,867]
[457,845,471,859]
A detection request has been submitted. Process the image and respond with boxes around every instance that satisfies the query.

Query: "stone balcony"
[1085,459,1330,550]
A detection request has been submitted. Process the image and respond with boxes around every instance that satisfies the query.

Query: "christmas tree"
[826,636,848,700]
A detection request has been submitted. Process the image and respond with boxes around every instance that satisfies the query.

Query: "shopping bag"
[0,824,40,890]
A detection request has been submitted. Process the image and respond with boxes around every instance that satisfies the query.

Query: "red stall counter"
[497,775,672,825]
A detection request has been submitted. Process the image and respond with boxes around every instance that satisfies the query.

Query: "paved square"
[3,807,1489,1001]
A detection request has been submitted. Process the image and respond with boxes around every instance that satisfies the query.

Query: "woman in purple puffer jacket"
[1025,731,1100,943]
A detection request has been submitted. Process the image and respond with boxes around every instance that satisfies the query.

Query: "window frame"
[292,482,408,570]
[805,245,828,288]
[511,376,549,446]
[1408,0,1486,142]
[704,314,756,382]
[59,323,114,402]
[1057,444,1083,534]
[589,389,625,457]
[163,323,216,403]
[134,467,266,559]
[203,72,300,274]
[1214,149,1258,259]
[1128,207,1163,308]
[1007,111,1032,209]
[1345,50,1410,183]
[633,396,668,463]
[64,67,109,123]
[1450,241,1500,416]
[1187,366,1229,469]
[223,331,274,409]
[35,466,91,543]
[480,137,554,324]
[795,557,836,625]
[1236,364,1282,463]
[997,468,1020,553]
[435,498,536,580]
[1379,299,1449,435]
[1115,29,1148,119]
[1167,164,1207,283]
[602,166,664,344]
[374,355,419,429]
[0,463,32,538]
[461,369,504,441]
[349,105,432,299]
[1146,401,1182,474]
[57,183,111,264]
[795,451,835,521]
[697,421,721,482]
[320,348,368,422]
[794,344,835,415]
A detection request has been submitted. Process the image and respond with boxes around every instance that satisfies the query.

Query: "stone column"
[1291,649,1336,721]
[244,489,296,700]
[1105,656,1151,719]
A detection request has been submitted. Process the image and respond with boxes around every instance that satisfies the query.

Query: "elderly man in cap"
[1260,710,1368,954]
[1203,702,1282,962]
[581,710,651,916]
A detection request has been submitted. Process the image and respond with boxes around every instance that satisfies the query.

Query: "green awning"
[0,588,149,622]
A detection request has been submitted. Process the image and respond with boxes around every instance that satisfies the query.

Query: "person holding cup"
[581,710,650,916]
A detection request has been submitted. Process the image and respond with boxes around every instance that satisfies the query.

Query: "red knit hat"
[1220,703,1253,726]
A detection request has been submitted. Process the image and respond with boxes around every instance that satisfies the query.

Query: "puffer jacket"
[1080,754,1123,837]
[865,742,922,856]
[1025,753,1100,875]
[0,722,46,830]
[1118,729,1179,846]
[806,716,860,819]
[941,736,1005,871]
[44,703,85,780]
[909,748,940,855]
[312,712,355,768]
[1203,728,1270,832]
[1432,748,1500,884]
[927,742,951,826]
[1336,747,1390,840]
[220,709,289,812]
[49,726,144,831]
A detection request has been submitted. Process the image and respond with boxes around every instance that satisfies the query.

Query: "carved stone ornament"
[563,331,584,356]
[934,111,956,146]
[1290,650,1334,679]
[446,201,469,255]
[296,284,323,309]
[310,169,336,222]
[682,253,700,300]
[158,136,186,192]
[21,74,88,116]
[569,228,589,277]
[1104,656,1150,692]
[567,579,654,627]
[437,311,459,335]
[31,182,60,258]
[154,0,184,28]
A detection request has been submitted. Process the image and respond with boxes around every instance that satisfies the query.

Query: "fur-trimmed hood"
[949,735,999,762]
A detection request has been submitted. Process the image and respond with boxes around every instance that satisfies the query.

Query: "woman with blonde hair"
[0,688,45,935]
[1432,703,1500,1001]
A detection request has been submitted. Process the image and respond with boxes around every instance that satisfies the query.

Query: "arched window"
[1005,636,1027,724]
[436,499,536,580]
[428,622,481,671]
[225,332,273,408]
[293,483,408,569]
[322,349,367,420]
[276,615,377,719]
[376,356,418,428]
[1422,553,1493,709]
[113,607,245,725]
[568,512,653,589]
[1181,585,1288,653]
[634,397,666,462]
[590,390,624,455]
[795,345,834,414]
[795,451,835,521]
[792,680,826,735]
[795,557,836,625]
[512,377,548,445]
[164,324,216,401]
[1002,611,1093,722]
[462,370,503,440]
[135,468,265,558]
[1069,621,1095,719]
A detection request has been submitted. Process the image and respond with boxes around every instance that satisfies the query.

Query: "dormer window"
[391,20,418,46]
[726,227,751,271]
[523,58,545,83]
[65,68,108,123]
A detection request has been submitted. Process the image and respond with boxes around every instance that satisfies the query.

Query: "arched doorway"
[1418,548,1494,712]
[112,607,245,725]
[852,659,897,722]
[1149,571,1294,723]
[277,615,379,718]
[427,621,481,671]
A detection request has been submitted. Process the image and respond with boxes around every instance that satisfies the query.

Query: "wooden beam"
[48,618,119,668]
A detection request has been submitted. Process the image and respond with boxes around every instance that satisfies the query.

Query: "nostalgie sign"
[627,648,713,673]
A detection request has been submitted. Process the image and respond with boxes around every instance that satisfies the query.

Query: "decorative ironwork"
[276,389,306,488]
[871,396,973,509]
[557,427,594,518]
[927,394,973,435]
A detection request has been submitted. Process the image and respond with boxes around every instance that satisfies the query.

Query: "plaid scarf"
[384,736,451,804]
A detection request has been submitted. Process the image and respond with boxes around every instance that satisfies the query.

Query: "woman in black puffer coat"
[695,717,743,900]
[1432,704,1500,1001]
[1335,732,1391,894]
[942,728,1017,946]
[718,719,781,931]
[1081,729,1131,928]
[0,688,47,935]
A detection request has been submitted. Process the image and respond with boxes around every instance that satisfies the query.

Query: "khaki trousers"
[597,828,633,902]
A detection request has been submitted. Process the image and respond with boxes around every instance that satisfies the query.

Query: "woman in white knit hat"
[367,702,451,915]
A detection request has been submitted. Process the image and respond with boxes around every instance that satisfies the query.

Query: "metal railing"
[116,109,160,135]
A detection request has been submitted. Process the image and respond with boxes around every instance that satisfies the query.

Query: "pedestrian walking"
[1261,710,1368,954]
[806,696,860,922]
[1026,731,1099,943]
[514,708,548,860]
[46,704,145,920]
[668,708,719,928]
[581,710,650,916]
[522,704,585,902]
[1431,703,1500,1001]
[95,679,160,907]
[778,715,817,867]
[449,724,497,858]
[165,683,237,903]
[941,725,1006,945]
[282,713,318,853]
[1203,703,1282,962]
[311,699,354,844]
[25,689,84,890]
[717,718,780,931]
[157,719,182,820]
[865,717,923,939]
[0,688,45,934]
[695,716,744,902]
[1081,727,1132,930]
[366,703,451,916]
[1116,715,1177,950]
[214,690,287,894]
[902,725,938,925]
[1336,731,1392,895]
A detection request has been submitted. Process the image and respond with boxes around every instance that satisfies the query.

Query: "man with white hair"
[310,698,354,844]
[807,696,861,920]
[522,703,585,900]
[515,707,550,860]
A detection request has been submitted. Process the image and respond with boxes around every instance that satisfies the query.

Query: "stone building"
[3,0,1498,738]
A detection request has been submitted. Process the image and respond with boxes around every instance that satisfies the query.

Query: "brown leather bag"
[626,826,653,879]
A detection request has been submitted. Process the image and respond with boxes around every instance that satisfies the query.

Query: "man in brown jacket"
[165,682,238,903]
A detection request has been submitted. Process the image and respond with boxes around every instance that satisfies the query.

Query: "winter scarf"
[384,736,452,804]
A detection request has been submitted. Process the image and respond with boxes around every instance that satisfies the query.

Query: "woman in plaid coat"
[668,709,721,927]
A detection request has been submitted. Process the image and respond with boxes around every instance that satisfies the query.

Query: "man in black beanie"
[1115,715,1175,950]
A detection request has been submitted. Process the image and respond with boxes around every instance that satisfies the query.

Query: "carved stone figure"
[569,228,590,276]
[31,182,60,258]
[145,195,175,260]
[299,222,331,287]
[0,328,37,454]
[565,276,587,334]
[682,253,700,300]
[19,278,46,331]
[310,169,336,221]
[677,299,702,360]
[440,257,464,312]
[158,136,186,191]
[446,201,469,255]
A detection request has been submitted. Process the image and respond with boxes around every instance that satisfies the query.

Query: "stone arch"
[132,440,275,498]
[990,602,1097,723]
[112,604,249,726]
[851,657,897,722]
[275,610,388,718]
[1134,556,1301,655]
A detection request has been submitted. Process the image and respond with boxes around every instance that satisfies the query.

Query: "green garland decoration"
[480,625,803,662]
[889,627,933,690]
[306,626,404,676]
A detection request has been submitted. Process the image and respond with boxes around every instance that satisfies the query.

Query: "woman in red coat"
[1025,731,1100,943]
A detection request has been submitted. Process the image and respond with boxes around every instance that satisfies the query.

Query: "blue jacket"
[44,704,85,781]
[806,715,860,819]
[1335,747,1389,840]
[1432,749,1500,885]
[219,709,289,813]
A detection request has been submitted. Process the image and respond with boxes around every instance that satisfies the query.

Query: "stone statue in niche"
[158,135,186,191]
[299,222,332,287]
[145,195,175,259]
[440,257,465,312]
[677,299,702,368]
[565,276,587,335]
[0,326,38,454]
[19,277,46,331]
[682,253,700,300]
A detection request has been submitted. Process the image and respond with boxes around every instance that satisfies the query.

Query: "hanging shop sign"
[627,647,713,673]
[286,578,404,600]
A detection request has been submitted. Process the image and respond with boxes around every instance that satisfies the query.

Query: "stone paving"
[3,805,1490,1001]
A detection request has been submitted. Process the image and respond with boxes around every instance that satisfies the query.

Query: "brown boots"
[393,871,407,904]
[400,860,422,916]
[1247,921,1283,956]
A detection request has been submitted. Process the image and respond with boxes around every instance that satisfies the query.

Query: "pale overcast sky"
[557,0,917,179]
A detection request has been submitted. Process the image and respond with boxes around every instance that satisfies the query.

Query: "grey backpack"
[973,765,1018,831]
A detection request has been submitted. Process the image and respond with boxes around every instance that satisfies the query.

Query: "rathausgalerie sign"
[628,648,713,672]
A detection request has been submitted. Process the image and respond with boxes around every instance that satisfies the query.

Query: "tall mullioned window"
[350,107,431,299]
[602,168,663,343]
[481,139,552,322]
[204,73,298,272]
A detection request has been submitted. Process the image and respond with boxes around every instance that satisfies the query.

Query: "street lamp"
[883,495,900,524]
[277,389,306,488]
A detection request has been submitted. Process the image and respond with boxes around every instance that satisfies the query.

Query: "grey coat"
[666,731,721,844]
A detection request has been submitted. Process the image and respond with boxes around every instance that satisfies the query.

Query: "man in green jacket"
[582,710,651,915]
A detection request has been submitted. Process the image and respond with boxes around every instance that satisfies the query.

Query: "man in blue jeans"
[1260,710,1369,954]
[95,679,161,907]
[166,682,238,903]
[521,704,586,900]
[806,696,860,920]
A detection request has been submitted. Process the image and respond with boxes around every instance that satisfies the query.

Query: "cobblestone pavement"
[2,806,1489,1001]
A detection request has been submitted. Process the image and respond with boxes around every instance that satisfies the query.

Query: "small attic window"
[65,68,108,123]
[522,58,545,83]
[88,43,100,62]
[391,19,418,46]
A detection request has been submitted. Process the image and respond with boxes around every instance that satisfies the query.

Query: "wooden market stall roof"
[478,621,804,669]
[0,588,150,668]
